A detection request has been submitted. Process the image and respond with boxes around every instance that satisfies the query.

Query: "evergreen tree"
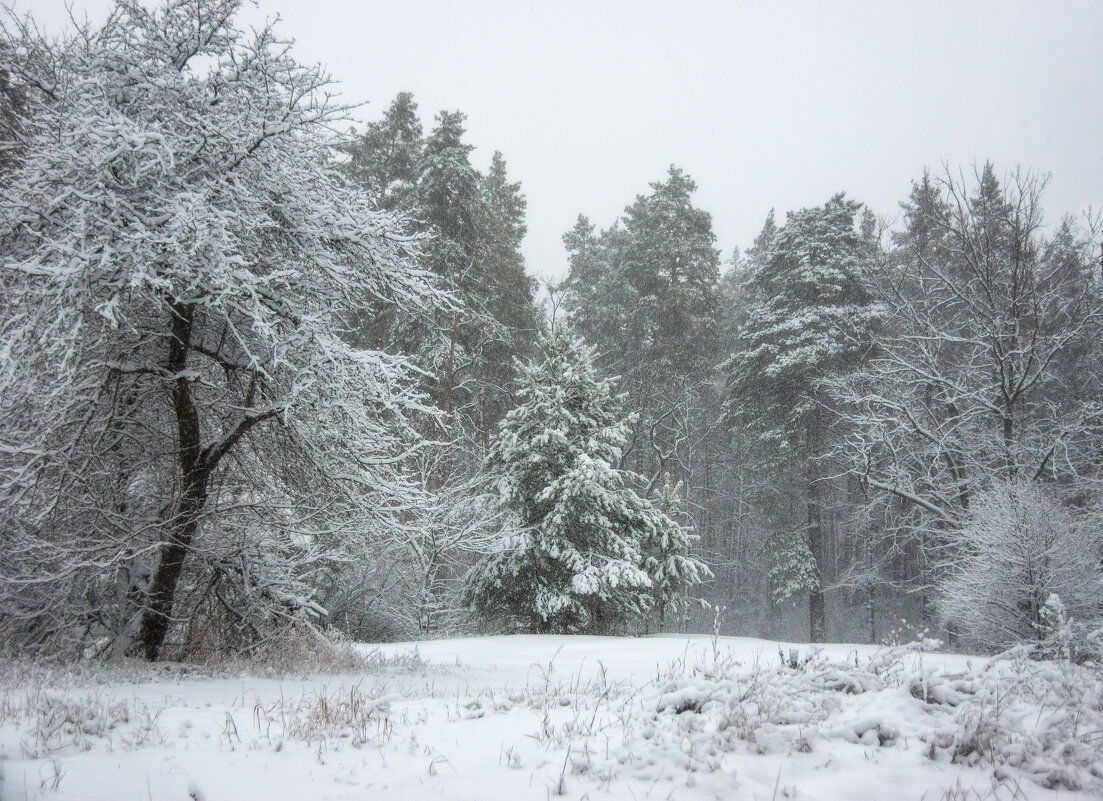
[340,91,422,212]
[465,328,708,633]
[418,110,485,285]
[341,100,538,439]
[646,474,711,630]
[562,167,721,496]
[724,194,879,642]
[619,166,722,374]
[564,166,720,376]
[416,111,537,433]
[476,151,538,441]
[562,215,628,352]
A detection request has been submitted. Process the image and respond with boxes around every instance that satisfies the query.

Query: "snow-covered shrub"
[926,656,1103,791]
[241,625,372,676]
[939,481,1103,654]
[465,328,708,633]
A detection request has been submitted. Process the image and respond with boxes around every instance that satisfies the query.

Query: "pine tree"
[476,151,538,441]
[416,111,539,432]
[341,100,539,438]
[724,194,879,642]
[619,166,722,374]
[562,215,629,352]
[564,167,720,379]
[562,167,721,498]
[465,328,707,633]
[340,91,423,212]
[418,110,486,289]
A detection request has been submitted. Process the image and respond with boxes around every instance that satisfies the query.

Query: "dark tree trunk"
[136,471,210,660]
[865,538,876,643]
[807,482,826,644]
[135,302,277,660]
[137,302,206,661]
[806,414,827,644]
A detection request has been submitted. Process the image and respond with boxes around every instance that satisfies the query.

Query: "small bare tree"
[939,480,1103,652]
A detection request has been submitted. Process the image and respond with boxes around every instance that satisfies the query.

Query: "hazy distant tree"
[476,150,538,440]
[340,91,422,212]
[562,215,629,351]
[620,166,722,374]
[564,167,721,499]
[719,211,776,346]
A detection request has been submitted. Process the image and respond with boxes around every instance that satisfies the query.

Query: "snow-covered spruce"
[0,0,445,659]
[464,328,709,633]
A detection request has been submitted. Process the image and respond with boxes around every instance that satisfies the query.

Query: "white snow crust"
[1,634,1100,800]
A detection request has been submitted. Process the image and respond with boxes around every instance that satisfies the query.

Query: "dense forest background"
[1,0,1101,661]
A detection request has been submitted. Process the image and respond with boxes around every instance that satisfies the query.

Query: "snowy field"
[1,634,1100,801]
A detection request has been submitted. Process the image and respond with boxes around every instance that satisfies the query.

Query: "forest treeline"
[1,0,1100,661]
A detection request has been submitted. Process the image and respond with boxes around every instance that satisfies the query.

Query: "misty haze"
[0,2,1101,800]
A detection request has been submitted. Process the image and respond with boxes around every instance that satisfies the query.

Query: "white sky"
[11,0,1103,281]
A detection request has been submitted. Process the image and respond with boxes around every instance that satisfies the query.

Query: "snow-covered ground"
[1,634,1099,800]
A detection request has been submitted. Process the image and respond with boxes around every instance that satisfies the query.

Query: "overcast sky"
[12,0,1103,281]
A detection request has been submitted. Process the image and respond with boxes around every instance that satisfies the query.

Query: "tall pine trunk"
[806,413,827,644]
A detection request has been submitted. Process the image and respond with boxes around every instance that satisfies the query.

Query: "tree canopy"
[0,0,444,659]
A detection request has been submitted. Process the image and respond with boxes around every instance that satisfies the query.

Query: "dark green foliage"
[726,193,878,446]
[341,96,538,440]
[340,91,422,212]
[562,167,722,501]
[723,194,878,642]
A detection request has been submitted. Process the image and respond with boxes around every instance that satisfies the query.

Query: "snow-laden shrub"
[939,480,1103,654]
[616,643,1103,793]
[925,656,1103,791]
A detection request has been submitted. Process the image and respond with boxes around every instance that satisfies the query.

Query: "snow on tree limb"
[0,0,449,658]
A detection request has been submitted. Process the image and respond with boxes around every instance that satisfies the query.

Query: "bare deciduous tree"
[0,0,446,659]
[830,166,1103,619]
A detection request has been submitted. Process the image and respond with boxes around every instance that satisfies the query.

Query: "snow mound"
[624,642,1103,792]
